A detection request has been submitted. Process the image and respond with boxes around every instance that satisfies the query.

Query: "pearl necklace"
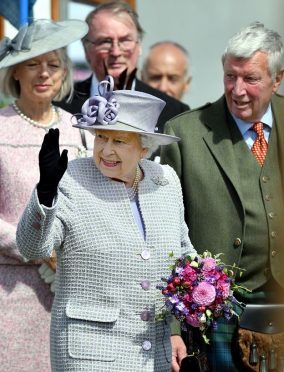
[13,102,58,130]
[127,166,142,200]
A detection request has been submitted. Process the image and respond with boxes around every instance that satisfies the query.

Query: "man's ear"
[273,69,284,92]
[184,76,192,93]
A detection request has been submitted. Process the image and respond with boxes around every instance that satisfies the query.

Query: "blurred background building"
[1,0,284,108]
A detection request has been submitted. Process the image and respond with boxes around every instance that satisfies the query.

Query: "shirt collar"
[90,74,100,97]
[232,104,273,136]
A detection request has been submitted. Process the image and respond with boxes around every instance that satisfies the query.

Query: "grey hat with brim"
[0,19,88,69]
[73,76,180,146]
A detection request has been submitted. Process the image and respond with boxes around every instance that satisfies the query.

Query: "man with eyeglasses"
[56,1,189,138]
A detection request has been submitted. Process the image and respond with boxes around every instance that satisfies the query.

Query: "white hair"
[222,22,284,79]
[140,134,161,158]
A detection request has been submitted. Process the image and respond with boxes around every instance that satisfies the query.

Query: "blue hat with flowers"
[73,75,180,145]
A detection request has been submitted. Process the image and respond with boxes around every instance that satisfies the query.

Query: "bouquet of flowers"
[161,251,247,343]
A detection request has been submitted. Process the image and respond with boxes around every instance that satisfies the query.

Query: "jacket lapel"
[202,96,244,203]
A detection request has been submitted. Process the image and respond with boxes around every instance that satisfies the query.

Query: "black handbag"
[180,326,211,372]
[180,351,210,372]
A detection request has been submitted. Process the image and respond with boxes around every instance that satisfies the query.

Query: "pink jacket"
[0,105,87,371]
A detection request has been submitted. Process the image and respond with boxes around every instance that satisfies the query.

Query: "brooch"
[151,176,169,186]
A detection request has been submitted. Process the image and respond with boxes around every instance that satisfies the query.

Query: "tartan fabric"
[206,315,245,372]
[205,285,283,372]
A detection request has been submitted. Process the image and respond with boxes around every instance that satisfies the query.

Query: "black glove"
[37,128,68,207]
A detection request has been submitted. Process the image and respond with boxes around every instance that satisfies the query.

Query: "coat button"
[265,194,271,201]
[271,250,277,257]
[32,222,41,230]
[233,238,242,247]
[141,250,150,260]
[140,280,151,290]
[262,176,270,182]
[271,231,277,238]
[268,212,276,219]
[140,310,151,321]
[142,340,152,351]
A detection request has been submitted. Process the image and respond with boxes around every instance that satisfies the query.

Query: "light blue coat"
[17,158,195,372]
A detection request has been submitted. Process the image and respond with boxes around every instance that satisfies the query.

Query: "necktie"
[251,122,268,166]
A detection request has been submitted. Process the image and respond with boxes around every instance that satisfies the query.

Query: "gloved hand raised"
[37,128,68,206]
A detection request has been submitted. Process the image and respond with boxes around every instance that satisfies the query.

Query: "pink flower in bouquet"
[186,313,201,327]
[183,292,193,303]
[192,281,216,306]
[202,257,216,273]
[182,264,197,282]
[216,280,230,298]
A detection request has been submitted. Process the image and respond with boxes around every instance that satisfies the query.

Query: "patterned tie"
[251,122,268,166]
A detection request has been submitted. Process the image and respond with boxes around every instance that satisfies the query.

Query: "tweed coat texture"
[161,93,284,288]
[161,93,284,371]
[0,105,87,372]
[16,157,195,372]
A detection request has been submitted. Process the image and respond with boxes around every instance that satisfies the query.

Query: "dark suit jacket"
[55,75,189,133]
[161,94,284,289]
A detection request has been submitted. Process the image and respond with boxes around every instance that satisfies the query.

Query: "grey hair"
[0,47,74,102]
[83,1,144,44]
[140,134,160,158]
[222,22,284,78]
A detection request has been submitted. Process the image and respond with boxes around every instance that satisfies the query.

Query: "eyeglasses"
[85,37,138,52]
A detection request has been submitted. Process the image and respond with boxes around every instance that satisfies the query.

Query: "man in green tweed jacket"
[161,22,284,371]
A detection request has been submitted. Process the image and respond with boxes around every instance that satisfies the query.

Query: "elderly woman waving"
[16,76,196,372]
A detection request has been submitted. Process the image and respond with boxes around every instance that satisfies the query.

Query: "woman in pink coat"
[0,19,88,371]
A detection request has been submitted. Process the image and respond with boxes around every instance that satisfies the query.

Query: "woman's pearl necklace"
[13,102,58,130]
[127,166,142,200]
